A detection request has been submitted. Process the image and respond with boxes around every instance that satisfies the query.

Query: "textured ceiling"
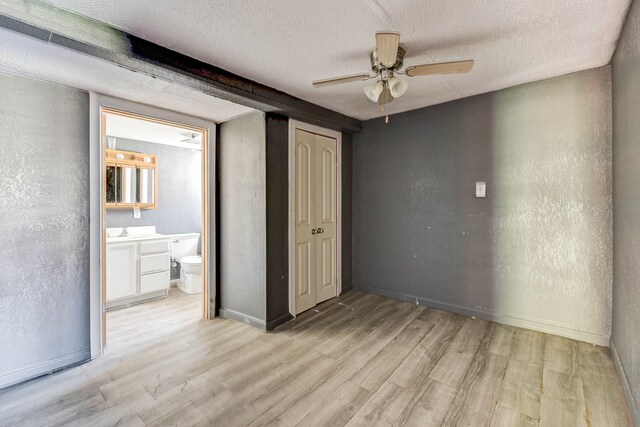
[106,113,203,150]
[44,0,631,120]
[0,27,255,123]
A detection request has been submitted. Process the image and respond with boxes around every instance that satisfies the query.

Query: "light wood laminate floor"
[0,290,633,426]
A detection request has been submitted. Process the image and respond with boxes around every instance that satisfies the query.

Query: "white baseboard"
[354,284,610,346]
[610,339,640,426]
[219,307,267,331]
[0,350,90,390]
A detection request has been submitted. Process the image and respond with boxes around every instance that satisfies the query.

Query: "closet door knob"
[311,229,317,235]
[317,228,324,234]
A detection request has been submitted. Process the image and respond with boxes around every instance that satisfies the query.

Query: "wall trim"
[89,93,102,360]
[0,350,90,390]
[219,308,267,331]
[611,339,640,426]
[355,284,610,346]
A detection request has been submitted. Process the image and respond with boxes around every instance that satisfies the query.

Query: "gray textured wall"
[219,112,267,325]
[264,113,292,329]
[0,73,90,387]
[612,0,640,421]
[106,137,201,235]
[353,67,612,345]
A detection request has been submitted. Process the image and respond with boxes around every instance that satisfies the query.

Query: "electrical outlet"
[476,182,486,198]
[133,208,141,219]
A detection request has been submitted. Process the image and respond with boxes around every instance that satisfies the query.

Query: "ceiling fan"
[180,132,201,144]
[312,31,474,106]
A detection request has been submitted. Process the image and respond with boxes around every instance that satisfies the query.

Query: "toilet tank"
[169,233,200,260]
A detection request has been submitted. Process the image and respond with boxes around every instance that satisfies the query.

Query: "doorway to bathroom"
[97,100,214,352]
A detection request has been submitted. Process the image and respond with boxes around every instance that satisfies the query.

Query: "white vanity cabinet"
[106,235,170,309]
[106,242,138,300]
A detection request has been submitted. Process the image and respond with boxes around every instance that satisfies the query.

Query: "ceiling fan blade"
[376,31,400,67]
[312,73,370,88]
[405,60,474,77]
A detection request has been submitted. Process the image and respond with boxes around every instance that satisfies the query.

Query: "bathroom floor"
[106,287,202,353]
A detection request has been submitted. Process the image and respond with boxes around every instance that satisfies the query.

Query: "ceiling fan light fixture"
[364,80,384,102]
[312,31,474,108]
[388,77,408,98]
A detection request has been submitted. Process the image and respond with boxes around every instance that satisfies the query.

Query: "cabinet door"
[136,166,156,207]
[106,242,138,301]
[105,164,117,204]
[119,165,137,206]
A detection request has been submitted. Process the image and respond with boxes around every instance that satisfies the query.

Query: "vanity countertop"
[106,226,168,243]
[106,233,167,243]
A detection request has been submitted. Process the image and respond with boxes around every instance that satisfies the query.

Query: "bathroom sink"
[106,233,166,243]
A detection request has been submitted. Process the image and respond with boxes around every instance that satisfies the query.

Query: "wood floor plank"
[427,318,490,387]
[146,386,237,427]
[490,329,545,426]
[393,378,459,427]
[0,290,633,427]
[394,318,490,427]
[539,335,588,427]
[295,381,372,427]
[195,351,336,426]
[316,299,398,359]
[348,307,443,392]
[99,322,263,400]
[387,311,465,391]
[275,291,364,334]
[345,382,414,427]
[576,342,634,427]
[442,323,511,426]
[143,328,284,398]
[248,302,424,426]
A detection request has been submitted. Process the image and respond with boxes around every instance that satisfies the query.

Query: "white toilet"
[179,255,202,294]
[169,233,202,294]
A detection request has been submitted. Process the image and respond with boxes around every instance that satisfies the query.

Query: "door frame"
[89,93,216,358]
[288,119,342,316]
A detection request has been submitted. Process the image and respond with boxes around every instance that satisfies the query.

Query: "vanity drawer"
[140,270,170,294]
[140,253,170,274]
[140,239,169,254]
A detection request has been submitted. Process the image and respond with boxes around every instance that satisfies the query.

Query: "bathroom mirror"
[120,165,137,205]
[106,165,117,204]
[137,167,155,205]
[105,149,158,209]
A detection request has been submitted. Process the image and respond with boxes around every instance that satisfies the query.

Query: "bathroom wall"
[0,73,90,388]
[106,138,201,235]
[353,66,613,345]
[219,112,267,327]
[612,0,640,421]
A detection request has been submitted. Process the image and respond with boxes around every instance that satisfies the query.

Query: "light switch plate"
[133,208,141,219]
[476,182,486,198]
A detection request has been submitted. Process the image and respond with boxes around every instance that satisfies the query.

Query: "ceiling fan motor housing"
[370,46,406,74]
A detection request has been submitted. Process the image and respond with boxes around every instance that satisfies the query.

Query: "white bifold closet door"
[294,129,338,314]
